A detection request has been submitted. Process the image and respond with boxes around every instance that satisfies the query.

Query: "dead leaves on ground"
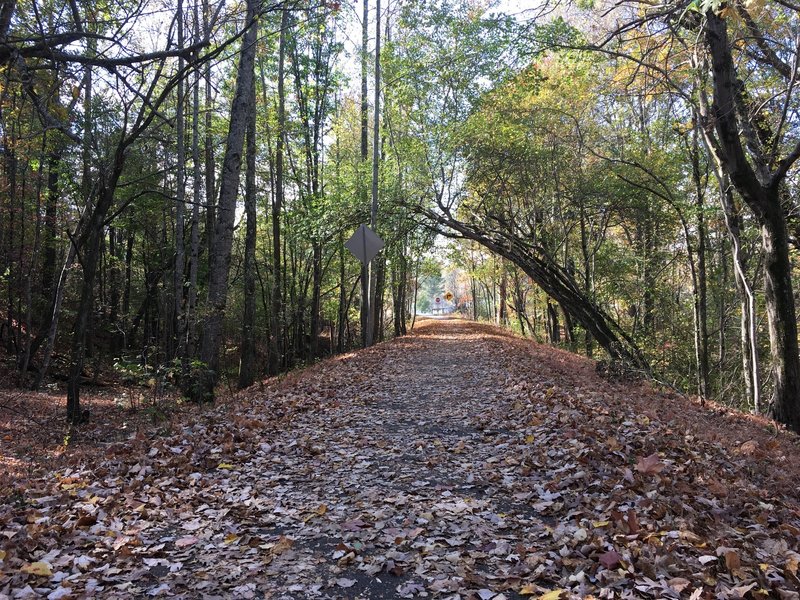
[1,319,799,599]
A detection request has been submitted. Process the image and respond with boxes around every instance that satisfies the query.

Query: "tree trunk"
[433,211,649,371]
[41,149,60,306]
[173,0,186,361]
[499,265,508,327]
[547,300,560,344]
[199,0,258,385]
[761,198,800,427]
[512,270,526,336]
[360,0,370,348]
[269,7,288,376]
[337,234,347,352]
[367,0,382,346]
[238,66,257,390]
[309,241,322,359]
[372,255,385,343]
[704,11,800,429]
[204,0,216,266]
[716,178,760,410]
[188,0,202,360]
[67,226,100,422]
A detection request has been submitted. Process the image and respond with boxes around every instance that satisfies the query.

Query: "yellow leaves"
[519,586,566,599]
[223,533,240,545]
[57,476,87,491]
[304,503,328,522]
[0,549,6,561]
[20,561,52,577]
[216,462,235,470]
[786,556,799,576]
[525,434,535,444]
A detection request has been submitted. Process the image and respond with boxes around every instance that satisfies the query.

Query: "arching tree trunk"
[432,211,650,371]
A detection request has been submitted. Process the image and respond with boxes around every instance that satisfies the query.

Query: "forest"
[1,0,800,433]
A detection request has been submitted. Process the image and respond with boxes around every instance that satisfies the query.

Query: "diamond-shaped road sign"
[345,224,384,265]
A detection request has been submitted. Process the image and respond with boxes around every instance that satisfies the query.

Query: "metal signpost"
[345,224,384,266]
[345,224,384,345]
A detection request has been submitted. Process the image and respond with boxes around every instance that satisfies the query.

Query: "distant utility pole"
[367,0,381,347]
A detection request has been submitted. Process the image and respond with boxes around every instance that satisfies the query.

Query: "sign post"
[345,225,384,346]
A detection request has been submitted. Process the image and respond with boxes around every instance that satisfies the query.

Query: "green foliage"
[180,360,216,405]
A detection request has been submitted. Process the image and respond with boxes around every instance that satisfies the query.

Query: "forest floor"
[2,318,800,600]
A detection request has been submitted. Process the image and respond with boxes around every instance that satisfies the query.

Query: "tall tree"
[238,62,258,389]
[269,7,289,376]
[200,0,260,389]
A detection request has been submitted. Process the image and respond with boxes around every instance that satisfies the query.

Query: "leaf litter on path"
[1,318,800,599]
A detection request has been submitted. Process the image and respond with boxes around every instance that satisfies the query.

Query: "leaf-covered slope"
[2,319,799,599]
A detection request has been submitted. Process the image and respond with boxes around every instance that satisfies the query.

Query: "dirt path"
[2,319,800,599]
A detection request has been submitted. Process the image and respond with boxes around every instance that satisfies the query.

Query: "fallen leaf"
[724,550,741,572]
[20,561,52,577]
[175,536,199,548]
[336,578,356,588]
[635,453,665,475]
[599,550,622,569]
[668,577,691,592]
[47,587,72,600]
[75,514,97,528]
[739,440,758,455]
[271,535,293,555]
[786,556,799,576]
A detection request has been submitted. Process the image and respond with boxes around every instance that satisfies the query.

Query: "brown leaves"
[270,535,293,556]
[635,452,666,475]
[599,549,623,569]
[74,514,97,528]
[2,320,800,599]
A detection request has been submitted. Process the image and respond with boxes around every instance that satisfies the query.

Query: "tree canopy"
[0,0,799,431]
